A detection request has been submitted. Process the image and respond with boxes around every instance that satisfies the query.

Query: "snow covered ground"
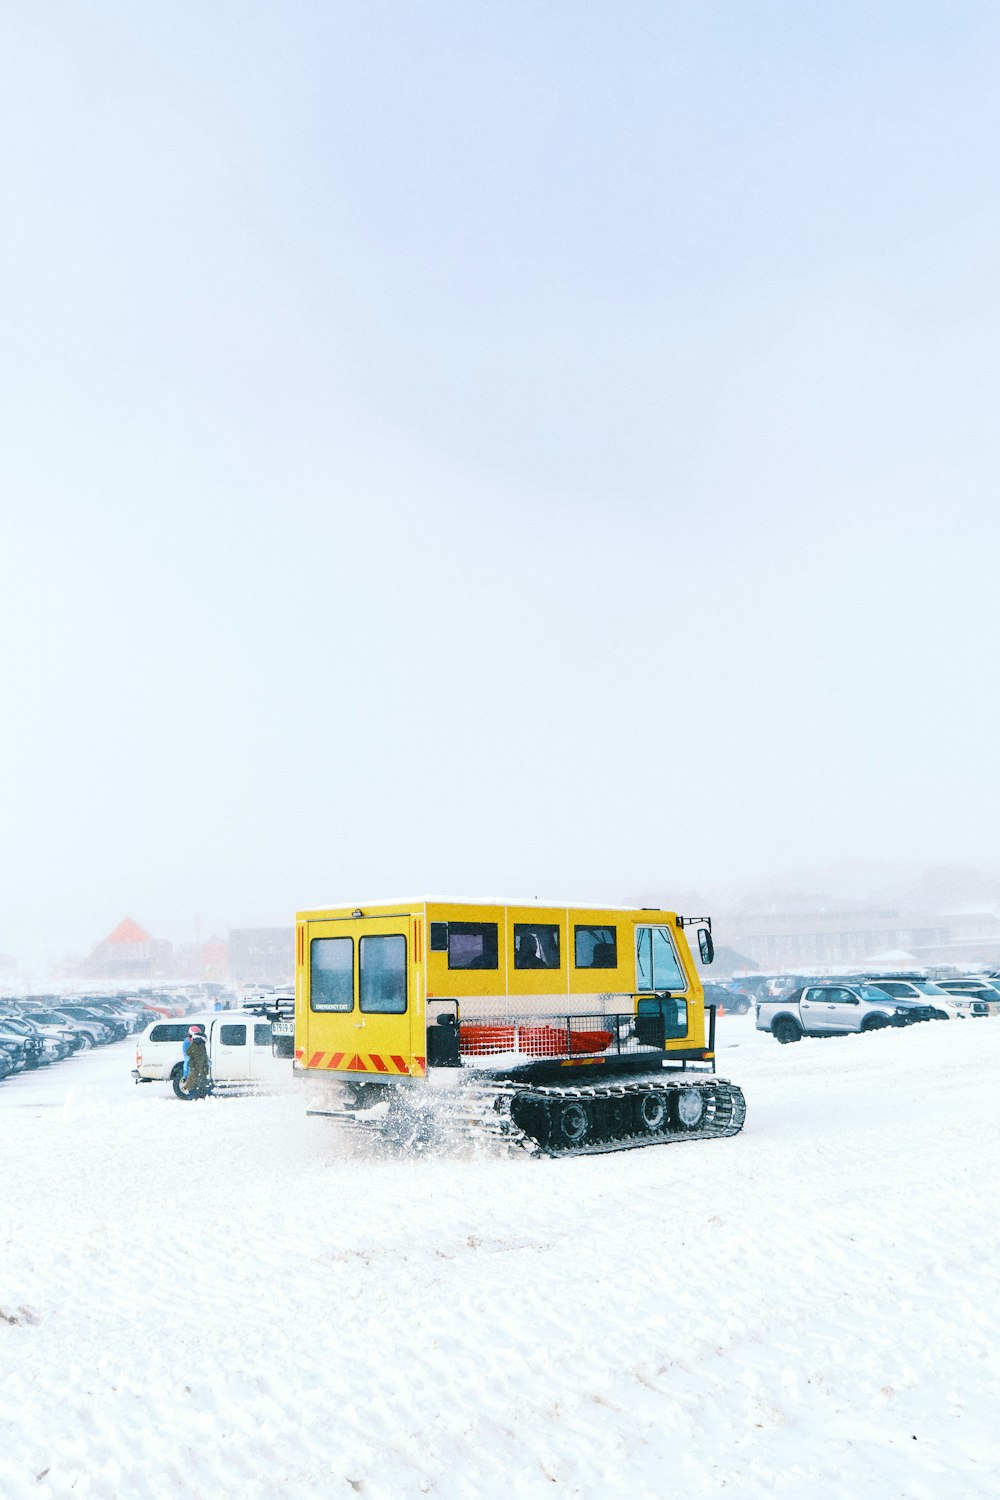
[2,1015,999,1500]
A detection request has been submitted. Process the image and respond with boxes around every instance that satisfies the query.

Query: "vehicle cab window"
[635,927,687,992]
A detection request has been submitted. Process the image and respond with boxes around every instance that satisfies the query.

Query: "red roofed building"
[77,918,173,980]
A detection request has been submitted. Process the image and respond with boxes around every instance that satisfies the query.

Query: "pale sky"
[2,2,999,961]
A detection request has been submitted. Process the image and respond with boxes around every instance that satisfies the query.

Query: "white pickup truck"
[132,1011,294,1097]
[756,982,942,1044]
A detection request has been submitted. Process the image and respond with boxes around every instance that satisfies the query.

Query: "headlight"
[895,1007,910,1016]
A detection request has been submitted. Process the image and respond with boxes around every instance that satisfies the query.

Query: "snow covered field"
[2,1016,999,1500]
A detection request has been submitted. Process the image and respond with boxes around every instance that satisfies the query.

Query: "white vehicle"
[132,1011,291,1097]
[931,978,999,1016]
[869,976,976,1017]
[755,982,940,1044]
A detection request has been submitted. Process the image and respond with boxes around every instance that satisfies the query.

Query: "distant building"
[76,917,173,981]
[718,901,1000,972]
[229,927,294,986]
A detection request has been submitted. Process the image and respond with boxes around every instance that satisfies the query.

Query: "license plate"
[271,1020,295,1036]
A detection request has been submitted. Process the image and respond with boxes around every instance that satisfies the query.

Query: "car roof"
[142,1010,261,1032]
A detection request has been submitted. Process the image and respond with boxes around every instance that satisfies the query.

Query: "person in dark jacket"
[181,1025,211,1096]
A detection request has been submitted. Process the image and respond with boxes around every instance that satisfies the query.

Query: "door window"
[359,934,407,1014]
[253,1024,272,1047]
[219,1024,246,1046]
[635,927,687,992]
[311,937,354,1012]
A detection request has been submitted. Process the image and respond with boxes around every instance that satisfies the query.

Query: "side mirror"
[698,928,714,966]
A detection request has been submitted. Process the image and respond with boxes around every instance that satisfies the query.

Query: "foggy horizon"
[3,5,999,970]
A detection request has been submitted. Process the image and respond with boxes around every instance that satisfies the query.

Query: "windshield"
[857,985,909,1001]
[913,981,950,996]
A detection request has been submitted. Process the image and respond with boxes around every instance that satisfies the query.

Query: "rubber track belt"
[308,1078,746,1158]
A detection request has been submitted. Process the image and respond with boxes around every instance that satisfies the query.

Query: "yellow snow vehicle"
[294,900,746,1156]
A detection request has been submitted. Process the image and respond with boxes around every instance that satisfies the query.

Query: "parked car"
[756,983,940,1043]
[0,1014,71,1064]
[861,976,970,1018]
[72,1003,130,1040]
[41,1006,120,1044]
[17,1007,104,1048]
[703,983,752,1015]
[0,1025,34,1072]
[132,1012,290,1097]
[931,979,1000,1016]
[0,1016,47,1067]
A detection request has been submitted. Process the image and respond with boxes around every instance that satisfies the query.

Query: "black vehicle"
[704,983,752,1015]
[68,1000,132,1040]
[0,1017,47,1068]
[0,1013,71,1064]
[0,1028,33,1072]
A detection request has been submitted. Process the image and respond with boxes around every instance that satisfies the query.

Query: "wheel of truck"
[639,1092,669,1133]
[862,1014,890,1031]
[171,1069,211,1100]
[555,1101,589,1148]
[675,1087,707,1130]
[772,1017,802,1045]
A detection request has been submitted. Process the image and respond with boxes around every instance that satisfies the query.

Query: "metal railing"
[454,996,691,1062]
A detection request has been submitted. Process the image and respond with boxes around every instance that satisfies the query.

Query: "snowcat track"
[310,1078,745,1158]
[508,1077,746,1157]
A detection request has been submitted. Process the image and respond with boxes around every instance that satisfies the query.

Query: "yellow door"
[304,915,423,1079]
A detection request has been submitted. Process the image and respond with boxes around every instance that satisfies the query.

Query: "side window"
[150,1024,187,1043]
[514,924,561,969]
[360,934,407,1014]
[574,926,617,969]
[311,937,354,1012]
[219,1024,246,1046]
[253,1024,272,1047]
[635,927,687,992]
[877,983,906,997]
[446,923,498,970]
